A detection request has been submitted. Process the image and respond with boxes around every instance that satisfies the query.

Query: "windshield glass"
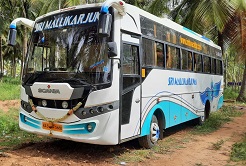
[23,8,112,88]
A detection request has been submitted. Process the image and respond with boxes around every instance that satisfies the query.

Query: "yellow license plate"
[42,122,63,132]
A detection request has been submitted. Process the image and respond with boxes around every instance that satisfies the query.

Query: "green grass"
[0,77,21,100]
[224,87,240,100]
[0,108,49,151]
[230,133,246,162]
[114,149,153,163]
[192,106,244,134]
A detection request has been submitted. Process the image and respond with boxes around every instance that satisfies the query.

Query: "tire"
[197,114,206,125]
[195,102,210,125]
[138,115,160,148]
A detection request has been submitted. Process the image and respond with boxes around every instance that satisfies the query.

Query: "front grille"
[31,98,83,109]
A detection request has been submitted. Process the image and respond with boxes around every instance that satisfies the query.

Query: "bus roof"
[124,3,221,50]
[34,1,221,51]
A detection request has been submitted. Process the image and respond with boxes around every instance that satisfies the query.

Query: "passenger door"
[120,33,141,141]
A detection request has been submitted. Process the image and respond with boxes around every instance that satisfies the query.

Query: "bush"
[1,76,21,85]
[0,77,21,100]
[224,87,239,100]
[231,133,246,161]
[193,106,243,134]
[0,109,19,136]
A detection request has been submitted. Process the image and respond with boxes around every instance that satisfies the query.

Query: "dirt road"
[0,101,245,166]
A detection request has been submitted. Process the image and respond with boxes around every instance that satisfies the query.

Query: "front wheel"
[138,115,160,148]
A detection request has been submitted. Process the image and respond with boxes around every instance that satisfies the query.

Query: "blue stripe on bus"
[63,122,96,134]
[20,113,96,134]
[217,95,224,110]
[140,101,198,136]
[201,36,211,41]
[183,27,197,36]
[20,113,41,129]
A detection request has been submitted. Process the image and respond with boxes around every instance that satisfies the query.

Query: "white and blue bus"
[8,0,223,148]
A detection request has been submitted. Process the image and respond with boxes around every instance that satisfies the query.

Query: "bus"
[8,0,223,148]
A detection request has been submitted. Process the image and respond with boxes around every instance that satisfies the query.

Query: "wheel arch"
[154,108,165,139]
[140,105,166,138]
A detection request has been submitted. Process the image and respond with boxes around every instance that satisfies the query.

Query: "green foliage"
[224,87,240,100]
[1,76,21,85]
[0,77,21,100]
[231,133,246,161]
[0,108,48,150]
[0,108,19,135]
[193,106,243,134]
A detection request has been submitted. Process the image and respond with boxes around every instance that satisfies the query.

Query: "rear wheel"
[196,102,210,125]
[139,115,160,148]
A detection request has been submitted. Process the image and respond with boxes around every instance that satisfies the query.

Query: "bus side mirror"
[108,42,117,58]
[8,28,17,46]
[98,13,112,37]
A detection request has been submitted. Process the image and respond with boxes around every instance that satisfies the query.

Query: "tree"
[168,0,246,101]
[229,0,246,102]
[169,0,234,52]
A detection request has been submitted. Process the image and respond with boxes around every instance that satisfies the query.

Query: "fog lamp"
[42,100,47,107]
[82,111,86,115]
[62,101,68,109]
[87,124,93,132]
[89,109,94,114]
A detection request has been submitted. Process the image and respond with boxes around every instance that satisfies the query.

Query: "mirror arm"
[100,0,126,15]
[8,18,34,46]
[111,57,121,68]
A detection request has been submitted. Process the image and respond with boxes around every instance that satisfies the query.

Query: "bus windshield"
[23,8,112,88]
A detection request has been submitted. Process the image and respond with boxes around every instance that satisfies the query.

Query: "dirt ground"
[0,100,245,166]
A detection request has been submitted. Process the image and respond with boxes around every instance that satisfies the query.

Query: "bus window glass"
[166,45,180,69]
[194,53,202,72]
[55,43,67,69]
[188,52,193,70]
[140,16,154,37]
[122,44,140,90]
[212,58,216,74]
[181,49,192,71]
[156,42,164,67]
[216,60,222,75]
[142,38,155,66]
[123,44,139,74]
[204,56,211,73]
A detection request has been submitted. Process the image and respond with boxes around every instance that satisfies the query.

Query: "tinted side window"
[142,38,154,66]
[166,45,180,70]
[216,60,223,75]
[204,56,211,73]
[181,49,192,71]
[122,44,139,74]
[156,42,164,67]
[194,53,202,72]
[211,58,216,74]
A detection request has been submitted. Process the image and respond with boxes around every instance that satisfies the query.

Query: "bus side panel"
[210,75,224,112]
[169,96,182,126]
[140,70,223,136]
